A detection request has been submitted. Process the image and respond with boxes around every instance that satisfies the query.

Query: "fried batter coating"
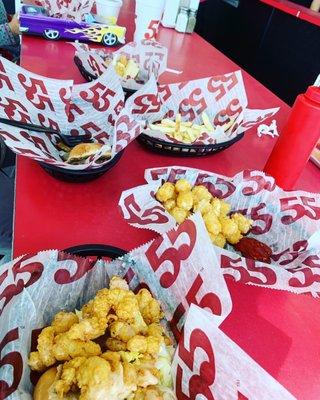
[174,179,192,193]
[67,316,107,341]
[53,334,102,361]
[156,183,175,203]
[136,289,163,325]
[52,311,79,334]
[110,276,129,291]
[132,386,176,400]
[53,356,137,400]
[169,207,188,224]
[163,199,176,211]
[231,213,253,234]
[219,216,238,237]
[209,233,227,248]
[176,192,193,211]
[37,327,56,368]
[126,335,161,356]
[225,230,243,245]
[191,185,212,204]
[109,321,136,342]
[203,212,222,236]
[106,338,127,352]
[193,199,212,215]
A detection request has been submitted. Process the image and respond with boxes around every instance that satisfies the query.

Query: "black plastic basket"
[63,244,126,259]
[74,55,136,99]
[137,132,244,157]
[39,150,123,183]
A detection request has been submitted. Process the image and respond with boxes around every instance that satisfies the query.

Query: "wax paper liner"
[119,166,320,295]
[0,57,142,170]
[0,214,234,399]
[73,40,168,91]
[123,71,279,146]
[35,0,94,22]
[172,304,295,400]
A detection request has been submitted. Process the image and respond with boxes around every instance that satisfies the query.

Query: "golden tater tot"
[225,230,243,245]
[219,200,231,216]
[220,216,238,237]
[176,191,193,211]
[192,185,212,204]
[175,179,192,193]
[155,182,175,203]
[156,180,253,249]
[210,198,221,216]
[163,199,176,211]
[170,207,188,224]
[231,213,253,234]
[203,212,221,236]
[209,233,227,248]
[106,338,127,352]
[193,199,212,215]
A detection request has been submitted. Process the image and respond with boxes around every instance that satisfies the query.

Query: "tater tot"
[210,198,221,216]
[175,179,192,193]
[231,213,253,234]
[170,207,189,224]
[209,233,226,248]
[155,182,175,203]
[177,191,193,211]
[220,216,238,237]
[203,212,222,235]
[225,230,243,245]
[193,199,212,215]
[192,185,212,204]
[219,200,231,216]
[163,199,176,211]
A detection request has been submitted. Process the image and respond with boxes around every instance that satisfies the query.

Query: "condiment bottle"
[186,9,197,33]
[264,86,320,189]
[175,7,189,33]
[162,0,181,28]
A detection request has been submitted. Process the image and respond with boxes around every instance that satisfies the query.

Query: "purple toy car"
[19,5,126,46]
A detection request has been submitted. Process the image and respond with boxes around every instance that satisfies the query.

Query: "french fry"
[148,113,219,144]
[202,112,215,132]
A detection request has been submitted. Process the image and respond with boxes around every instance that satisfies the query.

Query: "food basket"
[39,149,124,183]
[63,243,126,259]
[137,131,244,157]
[74,55,136,99]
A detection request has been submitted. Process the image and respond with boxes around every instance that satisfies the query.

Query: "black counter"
[196,0,320,105]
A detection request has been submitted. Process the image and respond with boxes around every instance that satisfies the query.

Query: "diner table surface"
[11,2,320,398]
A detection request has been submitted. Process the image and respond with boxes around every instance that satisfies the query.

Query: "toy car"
[19,5,126,46]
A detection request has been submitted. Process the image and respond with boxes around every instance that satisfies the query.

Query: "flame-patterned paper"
[74,40,168,91]
[123,71,279,146]
[119,166,320,295]
[0,56,142,170]
[0,215,299,399]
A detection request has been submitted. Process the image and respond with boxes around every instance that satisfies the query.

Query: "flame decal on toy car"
[66,26,105,42]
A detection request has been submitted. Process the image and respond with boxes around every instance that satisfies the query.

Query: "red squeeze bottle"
[264,86,320,190]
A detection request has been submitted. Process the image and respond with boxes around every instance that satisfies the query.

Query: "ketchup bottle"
[264,86,320,190]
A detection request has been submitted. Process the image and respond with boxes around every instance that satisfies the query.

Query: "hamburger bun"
[33,367,57,400]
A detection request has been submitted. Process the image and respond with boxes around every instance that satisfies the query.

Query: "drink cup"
[95,0,123,24]
[134,0,165,41]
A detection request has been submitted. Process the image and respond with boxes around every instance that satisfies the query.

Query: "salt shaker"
[186,9,197,33]
[162,0,181,28]
[175,7,189,33]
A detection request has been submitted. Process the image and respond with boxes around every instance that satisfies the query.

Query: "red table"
[12,3,320,398]
[14,4,320,257]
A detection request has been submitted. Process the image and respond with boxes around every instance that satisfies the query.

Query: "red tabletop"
[11,3,320,398]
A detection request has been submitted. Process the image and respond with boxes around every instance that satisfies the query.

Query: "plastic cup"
[95,0,123,24]
[134,0,165,42]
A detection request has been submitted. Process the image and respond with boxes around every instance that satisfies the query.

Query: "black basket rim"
[63,244,127,259]
[74,55,136,95]
[138,131,244,150]
[38,149,123,176]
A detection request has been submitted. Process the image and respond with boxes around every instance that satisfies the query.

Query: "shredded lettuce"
[155,344,174,388]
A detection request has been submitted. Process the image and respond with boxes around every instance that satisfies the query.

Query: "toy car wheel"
[43,29,60,40]
[102,32,118,46]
